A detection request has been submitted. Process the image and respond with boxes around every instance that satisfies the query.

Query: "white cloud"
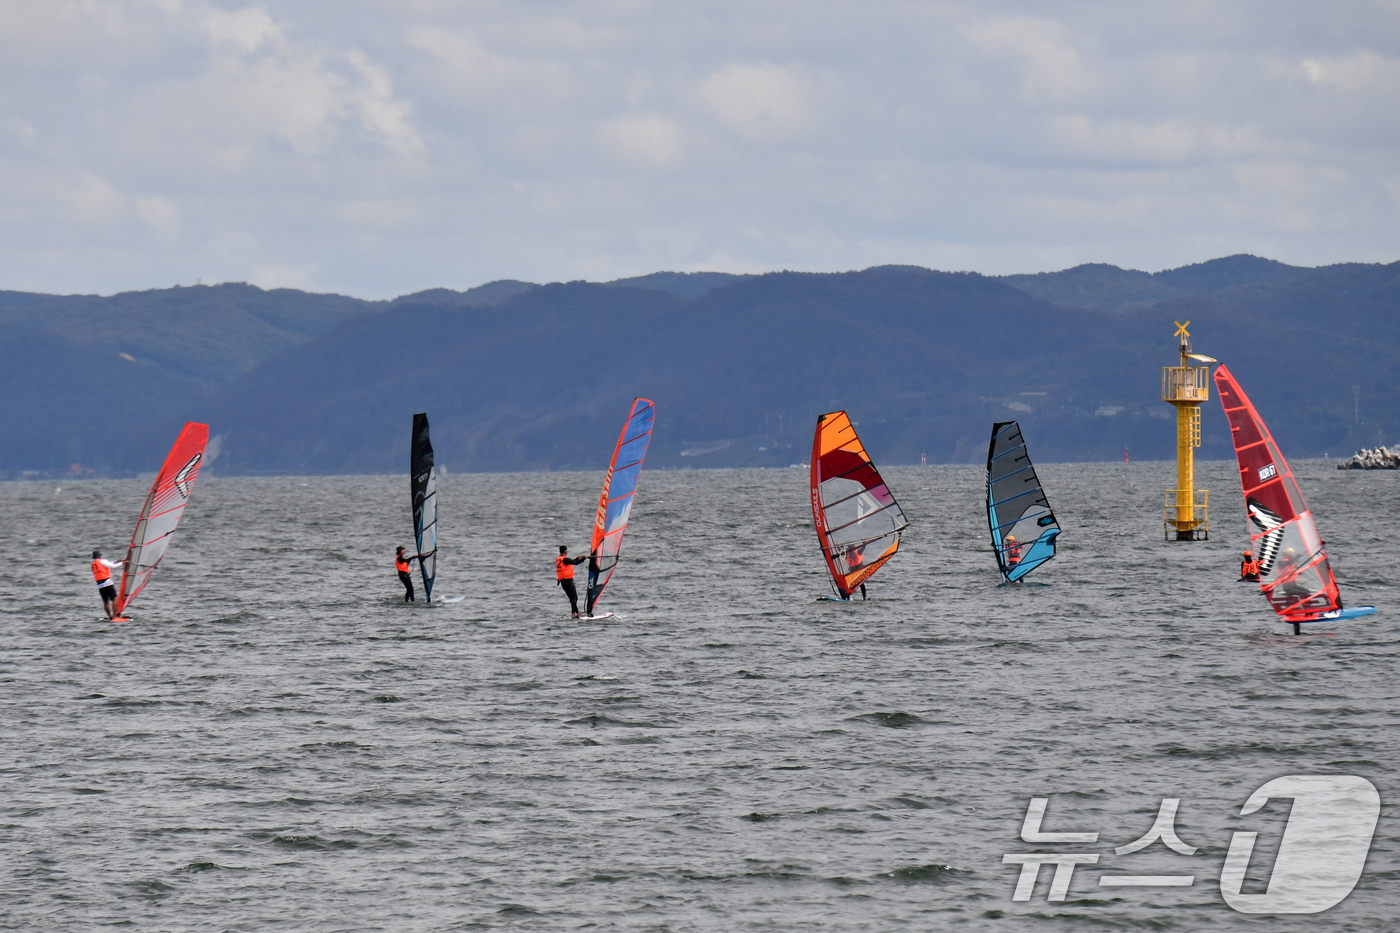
[56,172,127,223]
[598,115,681,166]
[0,1,1398,296]
[134,194,180,237]
[963,17,1088,105]
[199,4,284,52]
[698,63,825,142]
[1301,50,1396,90]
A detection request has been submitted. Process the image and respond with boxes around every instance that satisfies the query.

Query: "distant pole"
[1354,385,1361,426]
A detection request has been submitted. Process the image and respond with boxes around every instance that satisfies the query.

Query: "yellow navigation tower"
[1162,322,1215,540]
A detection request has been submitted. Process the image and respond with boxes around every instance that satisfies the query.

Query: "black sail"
[411,413,437,602]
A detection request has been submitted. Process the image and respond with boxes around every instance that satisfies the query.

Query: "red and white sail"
[1214,366,1339,620]
[115,422,209,616]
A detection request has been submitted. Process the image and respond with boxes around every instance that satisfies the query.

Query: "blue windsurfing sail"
[987,421,1060,582]
[585,398,655,615]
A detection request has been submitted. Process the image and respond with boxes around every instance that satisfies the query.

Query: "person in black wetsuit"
[396,546,422,602]
[556,545,587,618]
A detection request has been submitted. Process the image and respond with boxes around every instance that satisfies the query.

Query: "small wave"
[876,863,969,884]
[564,714,664,728]
[849,711,927,728]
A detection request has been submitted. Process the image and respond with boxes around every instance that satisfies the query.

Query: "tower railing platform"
[1164,489,1209,540]
[1162,365,1210,402]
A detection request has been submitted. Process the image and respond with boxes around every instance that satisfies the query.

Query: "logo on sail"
[1246,498,1284,573]
[173,452,202,498]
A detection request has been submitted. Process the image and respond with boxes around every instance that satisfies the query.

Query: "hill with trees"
[3,256,1398,476]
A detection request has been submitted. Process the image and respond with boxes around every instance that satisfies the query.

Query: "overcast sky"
[2,1,1398,298]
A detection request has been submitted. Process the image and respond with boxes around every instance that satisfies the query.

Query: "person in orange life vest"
[91,549,127,620]
[556,545,587,618]
[1239,550,1261,582]
[395,546,423,602]
[1004,534,1023,567]
[845,544,867,600]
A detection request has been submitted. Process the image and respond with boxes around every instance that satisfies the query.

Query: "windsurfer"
[556,545,587,618]
[845,545,867,599]
[395,546,422,602]
[1239,550,1260,582]
[1005,534,1023,567]
[91,549,126,620]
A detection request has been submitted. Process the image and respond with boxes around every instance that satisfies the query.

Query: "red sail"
[115,422,209,616]
[810,411,908,598]
[1214,366,1339,620]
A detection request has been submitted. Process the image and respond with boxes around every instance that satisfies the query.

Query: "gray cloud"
[1,0,1397,297]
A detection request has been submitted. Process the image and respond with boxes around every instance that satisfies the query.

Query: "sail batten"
[1215,365,1342,621]
[810,411,908,599]
[114,422,209,616]
[585,398,655,615]
[986,421,1059,582]
[411,413,437,603]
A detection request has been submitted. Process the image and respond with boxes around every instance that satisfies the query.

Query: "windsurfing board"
[442,595,466,603]
[1295,606,1377,624]
[579,613,614,621]
[817,596,849,602]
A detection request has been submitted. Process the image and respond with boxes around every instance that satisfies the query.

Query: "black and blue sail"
[986,421,1059,582]
[411,412,437,602]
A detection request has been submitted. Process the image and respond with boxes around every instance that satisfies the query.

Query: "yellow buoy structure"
[1162,321,1215,541]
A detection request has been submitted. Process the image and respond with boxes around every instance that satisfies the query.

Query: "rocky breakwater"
[1337,446,1400,469]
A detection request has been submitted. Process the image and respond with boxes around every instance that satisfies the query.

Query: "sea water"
[1,460,1396,930]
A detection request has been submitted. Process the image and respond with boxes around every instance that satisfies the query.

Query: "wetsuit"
[92,557,122,617]
[557,554,586,616]
[397,553,417,602]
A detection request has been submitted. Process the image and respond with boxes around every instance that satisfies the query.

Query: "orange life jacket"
[1006,541,1022,563]
[396,555,411,574]
[1241,558,1260,577]
[556,555,574,580]
[845,549,862,569]
[92,559,111,584]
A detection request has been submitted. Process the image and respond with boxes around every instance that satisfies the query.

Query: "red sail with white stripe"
[114,422,209,616]
[1214,366,1339,620]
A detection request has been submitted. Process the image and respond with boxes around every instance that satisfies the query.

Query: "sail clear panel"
[810,411,909,598]
[586,398,655,614]
[986,421,1060,582]
[1215,365,1340,620]
[115,422,209,616]
[411,412,437,602]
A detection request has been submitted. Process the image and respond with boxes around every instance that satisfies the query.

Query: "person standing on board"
[91,549,126,620]
[556,545,587,618]
[395,546,422,602]
[1004,534,1023,568]
[1239,550,1260,582]
[845,544,867,600]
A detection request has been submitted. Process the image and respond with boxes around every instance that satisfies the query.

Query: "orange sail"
[810,412,908,598]
[115,422,209,616]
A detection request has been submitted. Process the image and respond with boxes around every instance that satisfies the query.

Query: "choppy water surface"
[2,460,1397,930]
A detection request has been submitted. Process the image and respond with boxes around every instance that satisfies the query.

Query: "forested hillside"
[3,256,1398,475]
